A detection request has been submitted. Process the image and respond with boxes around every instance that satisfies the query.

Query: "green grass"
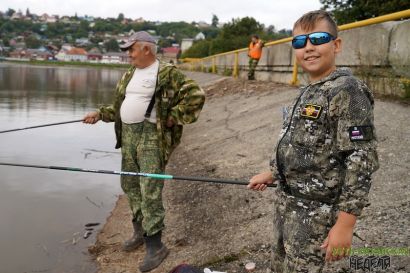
[400,78,410,99]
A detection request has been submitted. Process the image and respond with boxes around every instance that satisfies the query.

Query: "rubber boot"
[122,220,144,252]
[139,231,169,272]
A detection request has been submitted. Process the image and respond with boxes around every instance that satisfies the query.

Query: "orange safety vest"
[248,40,263,59]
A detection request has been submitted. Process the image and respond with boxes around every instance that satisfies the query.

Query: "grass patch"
[400,78,410,99]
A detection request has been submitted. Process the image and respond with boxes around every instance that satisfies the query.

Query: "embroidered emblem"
[301,104,322,119]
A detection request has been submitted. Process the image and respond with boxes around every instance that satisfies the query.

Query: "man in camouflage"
[248,11,378,273]
[83,31,205,272]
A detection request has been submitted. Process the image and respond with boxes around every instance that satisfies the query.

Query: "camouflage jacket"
[272,68,379,216]
[98,60,205,164]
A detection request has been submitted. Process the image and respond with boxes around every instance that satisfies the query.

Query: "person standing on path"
[248,34,264,80]
[83,31,205,272]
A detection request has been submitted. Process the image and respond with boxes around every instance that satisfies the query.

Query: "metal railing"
[183,9,410,85]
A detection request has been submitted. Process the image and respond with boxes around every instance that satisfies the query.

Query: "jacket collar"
[309,67,352,87]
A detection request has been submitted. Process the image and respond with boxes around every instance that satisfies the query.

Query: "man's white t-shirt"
[120,60,159,124]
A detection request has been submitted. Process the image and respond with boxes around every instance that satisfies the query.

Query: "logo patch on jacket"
[348,126,373,141]
[300,104,322,119]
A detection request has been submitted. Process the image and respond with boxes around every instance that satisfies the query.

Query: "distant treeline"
[181,17,291,58]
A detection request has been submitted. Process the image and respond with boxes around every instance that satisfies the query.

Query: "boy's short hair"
[293,10,338,37]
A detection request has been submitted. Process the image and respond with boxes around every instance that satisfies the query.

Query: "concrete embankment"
[184,19,410,99]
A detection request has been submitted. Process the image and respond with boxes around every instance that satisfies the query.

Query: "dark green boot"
[139,231,169,272]
[122,220,144,252]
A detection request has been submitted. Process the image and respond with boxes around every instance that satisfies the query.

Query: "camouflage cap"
[120,31,156,50]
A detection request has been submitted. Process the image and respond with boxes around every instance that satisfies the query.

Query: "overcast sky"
[1,0,322,30]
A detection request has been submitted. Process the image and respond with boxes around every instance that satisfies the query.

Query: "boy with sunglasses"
[248,10,379,272]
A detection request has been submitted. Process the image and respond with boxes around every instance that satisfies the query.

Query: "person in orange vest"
[248,34,264,80]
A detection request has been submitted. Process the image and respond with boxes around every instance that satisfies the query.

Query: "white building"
[181,38,194,53]
[195,32,205,40]
[101,52,129,64]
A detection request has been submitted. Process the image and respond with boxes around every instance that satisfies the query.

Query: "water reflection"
[0,64,123,112]
[0,63,126,273]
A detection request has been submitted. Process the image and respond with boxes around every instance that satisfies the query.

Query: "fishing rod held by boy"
[0,162,276,188]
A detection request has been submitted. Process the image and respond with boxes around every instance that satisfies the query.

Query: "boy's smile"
[293,20,341,82]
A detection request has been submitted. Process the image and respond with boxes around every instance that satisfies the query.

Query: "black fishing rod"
[0,162,276,187]
[0,119,83,133]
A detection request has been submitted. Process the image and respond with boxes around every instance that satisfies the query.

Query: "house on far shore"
[55,44,73,61]
[87,48,102,62]
[195,32,205,40]
[9,48,54,60]
[101,52,129,64]
[160,46,181,64]
[181,38,194,53]
[66,47,88,62]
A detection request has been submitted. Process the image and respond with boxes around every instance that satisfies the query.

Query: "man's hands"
[83,112,174,126]
[321,211,356,262]
[83,111,101,124]
[247,171,274,191]
[166,116,175,128]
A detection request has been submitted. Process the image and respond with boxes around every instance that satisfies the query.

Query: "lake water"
[0,63,126,273]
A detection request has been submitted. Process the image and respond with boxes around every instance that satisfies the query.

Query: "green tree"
[181,40,211,58]
[156,22,199,40]
[117,13,124,21]
[104,38,119,52]
[76,20,90,38]
[25,35,42,48]
[183,16,270,57]
[211,17,264,54]
[45,22,68,37]
[266,25,275,35]
[90,36,103,45]
[211,14,219,27]
[6,8,15,17]
[320,0,410,24]
[158,39,172,49]
[2,33,13,47]
[0,21,14,32]
[221,17,263,38]
[49,39,63,49]
[202,27,220,39]
[278,29,292,36]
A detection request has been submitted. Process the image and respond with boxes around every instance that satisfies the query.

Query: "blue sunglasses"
[292,32,336,49]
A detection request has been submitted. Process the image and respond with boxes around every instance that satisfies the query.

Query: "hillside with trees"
[0,8,292,60]
[0,9,203,51]
[182,16,291,58]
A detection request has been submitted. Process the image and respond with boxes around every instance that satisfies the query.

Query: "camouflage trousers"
[271,189,337,273]
[121,121,165,236]
[248,58,259,80]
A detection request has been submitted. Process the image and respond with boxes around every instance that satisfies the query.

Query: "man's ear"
[143,45,150,55]
[334,37,342,54]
